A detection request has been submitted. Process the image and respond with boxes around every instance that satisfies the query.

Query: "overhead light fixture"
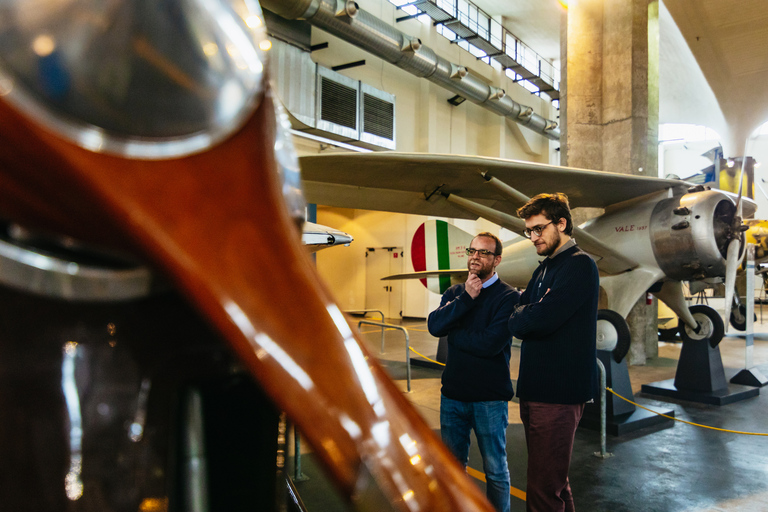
[447,94,466,106]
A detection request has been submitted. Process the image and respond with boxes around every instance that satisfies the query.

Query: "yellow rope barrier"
[400,347,766,436]
[359,328,400,335]
[408,347,445,366]
[606,387,768,436]
[466,467,527,501]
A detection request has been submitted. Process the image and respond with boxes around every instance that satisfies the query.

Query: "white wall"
[659,139,720,179]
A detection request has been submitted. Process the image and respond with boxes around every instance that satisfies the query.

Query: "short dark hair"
[473,232,502,256]
[516,193,573,236]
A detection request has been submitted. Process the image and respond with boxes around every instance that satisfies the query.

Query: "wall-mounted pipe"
[262,0,560,140]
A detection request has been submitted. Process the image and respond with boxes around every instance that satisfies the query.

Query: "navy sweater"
[508,244,599,404]
[428,279,520,402]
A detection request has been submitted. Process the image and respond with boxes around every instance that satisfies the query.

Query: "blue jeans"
[440,396,510,512]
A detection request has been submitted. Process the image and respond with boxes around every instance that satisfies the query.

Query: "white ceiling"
[663,0,768,151]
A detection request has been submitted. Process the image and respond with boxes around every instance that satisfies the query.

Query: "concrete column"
[561,0,659,365]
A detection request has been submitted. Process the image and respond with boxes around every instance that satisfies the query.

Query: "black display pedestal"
[580,350,674,436]
[642,340,759,405]
[730,367,768,387]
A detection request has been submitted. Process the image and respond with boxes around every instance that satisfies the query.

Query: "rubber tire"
[597,309,631,363]
[729,304,756,332]
[679,304,725,348]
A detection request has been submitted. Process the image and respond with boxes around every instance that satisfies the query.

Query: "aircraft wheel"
[679,304,724,348]
[729,304,756,331]
[596,309,631,363]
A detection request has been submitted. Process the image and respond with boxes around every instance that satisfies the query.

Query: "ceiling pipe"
[262,0,560,140]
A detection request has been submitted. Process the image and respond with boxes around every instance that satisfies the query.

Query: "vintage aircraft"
[300,152,757,362]
[0,0,494,511]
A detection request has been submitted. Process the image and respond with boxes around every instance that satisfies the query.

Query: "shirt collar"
[548,237,577,259]
[482,272,499,288]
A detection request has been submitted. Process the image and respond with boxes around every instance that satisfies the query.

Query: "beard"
[468,261,492,280]
[536,231,562,257]
[472,267,492,280]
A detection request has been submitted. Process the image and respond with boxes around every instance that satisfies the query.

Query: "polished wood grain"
[0,89,495,511]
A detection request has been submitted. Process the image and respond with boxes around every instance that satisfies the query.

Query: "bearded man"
[428,231,520,512]
[508,193,599,512]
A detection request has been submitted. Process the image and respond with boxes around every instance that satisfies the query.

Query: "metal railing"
[344,309,386,353]
[358,320,412,392]
[390,0,560,100]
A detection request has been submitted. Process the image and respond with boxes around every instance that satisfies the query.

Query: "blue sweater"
[428,279,520,402]
[508,244,599,404]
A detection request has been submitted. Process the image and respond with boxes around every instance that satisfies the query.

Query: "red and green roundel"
[411,220,473,294]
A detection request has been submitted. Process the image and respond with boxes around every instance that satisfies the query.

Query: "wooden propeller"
[0,89,495,511]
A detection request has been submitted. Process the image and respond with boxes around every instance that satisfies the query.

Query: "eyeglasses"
[523,221,553,239]
[466,248,497,257]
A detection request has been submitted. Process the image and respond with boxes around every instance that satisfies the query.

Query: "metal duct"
[262,0,560,140]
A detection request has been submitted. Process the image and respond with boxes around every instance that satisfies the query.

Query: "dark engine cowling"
[650,189,740,281]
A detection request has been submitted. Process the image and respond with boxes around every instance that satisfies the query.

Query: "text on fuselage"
[615,224,648,232]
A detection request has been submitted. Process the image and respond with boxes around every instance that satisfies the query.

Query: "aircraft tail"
[411,220,472,294]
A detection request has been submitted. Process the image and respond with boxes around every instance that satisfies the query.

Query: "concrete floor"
[291,305,768,512]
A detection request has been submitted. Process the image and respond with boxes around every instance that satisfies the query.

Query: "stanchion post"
[747,245,755,369]
[730,244,768,387]
[594,358,613,459]
[293,424,309,482]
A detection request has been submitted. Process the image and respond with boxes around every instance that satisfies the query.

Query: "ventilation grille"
[269,45,396,149]
[320,77,357,130]
[363,93,394,140]
[314,65,395,148]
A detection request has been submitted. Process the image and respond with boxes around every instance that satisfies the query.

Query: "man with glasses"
[508,193,599,512]
[428,232,520,512]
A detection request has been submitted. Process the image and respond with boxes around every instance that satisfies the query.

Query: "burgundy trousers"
[519,400,585,512]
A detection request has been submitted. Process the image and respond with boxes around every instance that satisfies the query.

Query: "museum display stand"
[641,339,760,405]
[581,350,675,436]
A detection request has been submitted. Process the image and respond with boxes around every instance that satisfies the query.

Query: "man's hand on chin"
[465,273,482,299]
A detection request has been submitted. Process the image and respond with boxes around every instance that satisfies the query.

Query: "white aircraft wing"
[381,269,468,281]
[300,152,693,219]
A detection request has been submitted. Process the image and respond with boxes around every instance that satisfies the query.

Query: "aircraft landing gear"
[581,310,674,436]
[596,309,631,363]
[729,303,756,332]
[642,304,759,405]
[679,304,724,348]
